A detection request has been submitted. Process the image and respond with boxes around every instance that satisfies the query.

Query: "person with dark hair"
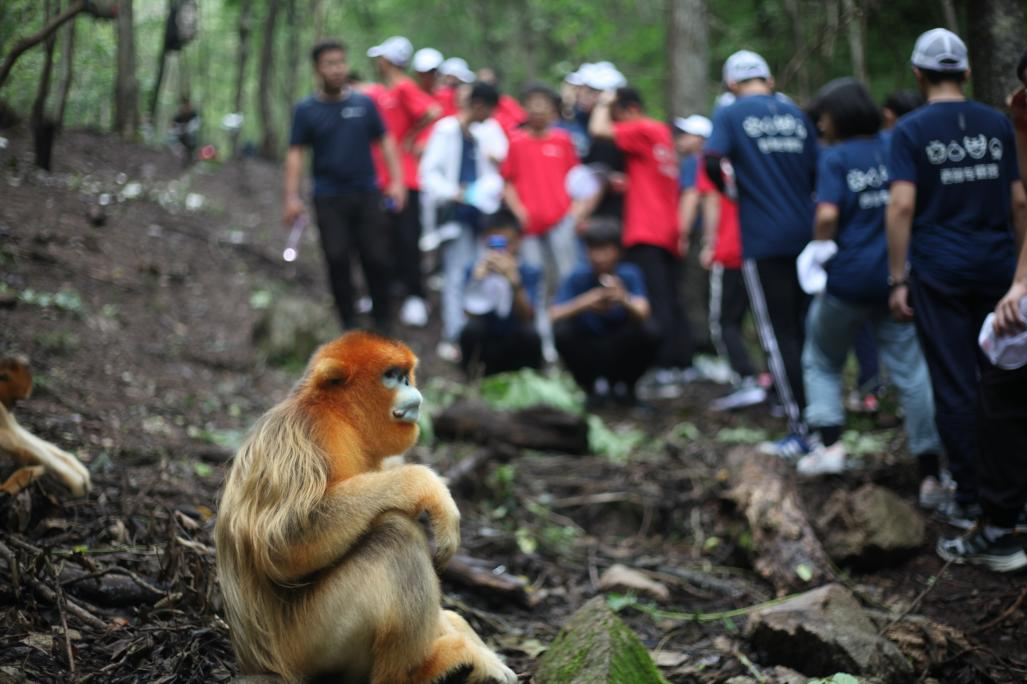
[458,210,544,376]
[882,90,924,129]
[796,78,943,489]
[551,217,659,408]
[284,38,404,333]
[420,82,508,363]
[704,50,818,457]
[367,36,442,329]
[885,29,1027,570]
[589,86,694,397]
[476,66,527,136]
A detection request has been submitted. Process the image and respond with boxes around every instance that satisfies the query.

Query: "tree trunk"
[0,0,84,90]
[54,11,76,129]
[967,0,1025,108]
[433,400,590,454]
[940,0,959,32]
[842,0,867,83]
[666,0,709,117]
[32,0,59,170]
[231,0,253,157]
[311,0,327,38]
[114,0,138,138]
[283,0,299,110]
[148,0,172,123]
[257,0,280,159]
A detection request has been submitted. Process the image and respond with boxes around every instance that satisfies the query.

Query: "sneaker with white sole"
[1017,506,1027,535]
[918,475,950,511]
[637,368,683,400]
[936,528,1027,573]
[709,376,767,412]
[399,296,429,327]
[796,442,847,476]
[934,499,983,530]
[758,433,816,460]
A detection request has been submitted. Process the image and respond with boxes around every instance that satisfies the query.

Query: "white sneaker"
[796,442,846,476]
[709,377,767,412]
[918,475,950,511]
[638,368,682,399]
[436,341,460,363]
[357,296,373,314]
[399,296,429,327]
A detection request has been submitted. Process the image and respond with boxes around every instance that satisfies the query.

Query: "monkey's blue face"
[383,367,421,423]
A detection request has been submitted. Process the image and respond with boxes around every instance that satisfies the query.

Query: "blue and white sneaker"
[937,528,1027,573]
[758,433,816,460]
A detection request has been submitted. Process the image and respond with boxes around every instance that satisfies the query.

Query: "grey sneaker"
[937,529,1027,573]
[709,377,767,412]
[918,476,950,511]
[935,499,983,530]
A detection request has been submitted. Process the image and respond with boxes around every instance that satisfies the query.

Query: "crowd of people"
[282,29,1027,574]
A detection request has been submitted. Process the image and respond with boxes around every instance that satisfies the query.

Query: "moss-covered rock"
[534,597,669,684]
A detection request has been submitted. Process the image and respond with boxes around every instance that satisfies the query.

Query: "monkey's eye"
[382,367,406,389]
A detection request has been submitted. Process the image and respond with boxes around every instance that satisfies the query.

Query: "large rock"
[747,584,912,683]
[251,295,338,366]
[816,484,925,568]
[534,597,668,684]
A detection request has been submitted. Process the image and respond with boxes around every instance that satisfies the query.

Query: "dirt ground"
[1,128,1026,683]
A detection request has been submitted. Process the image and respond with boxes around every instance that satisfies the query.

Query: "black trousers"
[978,363,1027,527]
[314,192,392,331]
[741,256,809,435]
[709,264,757,379]
[459,317,543,377]
[393,189,424,298]
[554,318,661,392]
[908,271,1006,506]
[624,244,693,369]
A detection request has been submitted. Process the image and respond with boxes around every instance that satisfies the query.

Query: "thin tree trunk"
[148,0,173,123]
[782,0,811,100]
[941,0,959,32]
[966,0,1025,108]
[842,0,867,83]
[231,0,252,157]
[665,0,709,117]
[0,0,84,89]
[114,0,138,138]
[54,11,76,129]
[257,0,281,159]
[32,0,59,170]
[311,0,326,39]
[283,0,299,110]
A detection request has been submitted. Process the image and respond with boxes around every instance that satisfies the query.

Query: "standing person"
[368,36,442,329]
[886,29,1027,561]
[284,39,405,334]
[437,57,475,116]
[675,115,711,240]
[477,67,526,136]
[704,50,818,457]
[420,83,508,362]
[797,78,944,494]
[590,87,694,393]
[881,90,924,130]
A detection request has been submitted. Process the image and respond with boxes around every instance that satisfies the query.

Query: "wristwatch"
[887,275,908,289]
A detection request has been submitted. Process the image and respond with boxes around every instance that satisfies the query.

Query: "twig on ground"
[0,540,107,630]
[48,557,78,682]
[973,586,1027,634]
[878,559,954,636]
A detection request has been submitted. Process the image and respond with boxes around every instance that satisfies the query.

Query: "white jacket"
[419,116,508,234]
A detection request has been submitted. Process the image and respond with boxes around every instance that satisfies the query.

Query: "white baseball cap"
[440,57,475,83]
[911,28,969,72]
[565,63,593,87]
[723,50,771,84]
[413,47,444,73]
[674,114,713,138]
[582,62,627,91]
[367,36,413,67]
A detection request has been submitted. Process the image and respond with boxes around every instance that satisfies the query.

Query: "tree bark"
[114,0,139,138]
[32,0,59,170]
[148,0,172,122]
[842,0,867,83]
[665,0,709,117]
[283,0,299,111]
[54,11,76,129]
[257,0,281,159]
[966,0,1025,108]
[231,0,253,157]
[940,0,959,32]
[311,0,327,39]
[0,0,85,90]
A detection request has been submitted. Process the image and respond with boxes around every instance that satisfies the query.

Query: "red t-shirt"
[696,157,742,269]
[493,95,527,137]
[363,83,391,190]
[612,118,680,255]
[501,128,579,236]
[434,86,459,117]
[376,77,437,190]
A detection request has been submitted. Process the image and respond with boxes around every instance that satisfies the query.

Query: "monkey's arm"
[273,464,460,583]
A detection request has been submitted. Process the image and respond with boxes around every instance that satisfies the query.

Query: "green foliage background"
[0,1,1019,155]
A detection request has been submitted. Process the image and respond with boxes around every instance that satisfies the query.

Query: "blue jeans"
[802,293,942,457]
[440,224,480,342]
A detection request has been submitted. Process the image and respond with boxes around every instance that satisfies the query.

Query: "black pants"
[624,244,693,369]
[709,264,757,379]
[459,317,543,377]
[392,189,424,298]
[554,318,661,392]
[908,272,1006,505]
[314,192,392,331]
[978,363,1027,527]
[741,256,809,435]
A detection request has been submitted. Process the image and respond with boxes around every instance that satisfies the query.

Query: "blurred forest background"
[1,0,1025,162]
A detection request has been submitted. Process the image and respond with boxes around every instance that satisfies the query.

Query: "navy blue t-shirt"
[288,91,385,197]
[817,136,890,306]
[556,262,648,335]
[454,133,480,225]
[463,262,542,335]
[705,94,817,259]
[888,100,1019,290]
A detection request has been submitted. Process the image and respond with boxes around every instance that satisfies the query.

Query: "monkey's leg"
[0,406,90,495]
[0,465,45,495]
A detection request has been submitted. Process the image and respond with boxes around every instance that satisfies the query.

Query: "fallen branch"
[433,400,589,453]
[973,585,1027,635]
[0,540,106,630]
[443,554,535,608]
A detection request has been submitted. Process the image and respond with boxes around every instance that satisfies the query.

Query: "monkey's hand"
[405,464,461,570]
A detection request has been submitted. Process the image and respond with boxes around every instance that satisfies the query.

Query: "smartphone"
[487,235,508,252]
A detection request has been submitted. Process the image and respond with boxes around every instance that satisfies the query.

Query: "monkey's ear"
[311,358,349,389]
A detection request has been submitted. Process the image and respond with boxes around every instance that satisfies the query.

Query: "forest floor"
[1,127,1026,684]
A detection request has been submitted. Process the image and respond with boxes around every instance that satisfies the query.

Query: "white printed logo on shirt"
[741,113,808,155]
[989,137,1003,160]
[846,164,890,209]
[926,137,1003,165]
[964,135,987,160]
[341,107,366,119]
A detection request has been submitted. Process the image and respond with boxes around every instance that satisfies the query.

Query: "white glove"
[796,240,838,295]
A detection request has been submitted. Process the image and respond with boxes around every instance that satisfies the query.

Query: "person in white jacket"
[419,82,509,361]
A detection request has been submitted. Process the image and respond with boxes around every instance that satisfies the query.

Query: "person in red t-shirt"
[590,87,694,388]
[368,36,442,328]
[477,67,526,137]
[696,157,766,411]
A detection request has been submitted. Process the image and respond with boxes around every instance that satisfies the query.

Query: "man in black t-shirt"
[284,39,405,333]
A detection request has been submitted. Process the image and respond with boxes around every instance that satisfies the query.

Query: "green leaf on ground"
[715,426,768,444]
